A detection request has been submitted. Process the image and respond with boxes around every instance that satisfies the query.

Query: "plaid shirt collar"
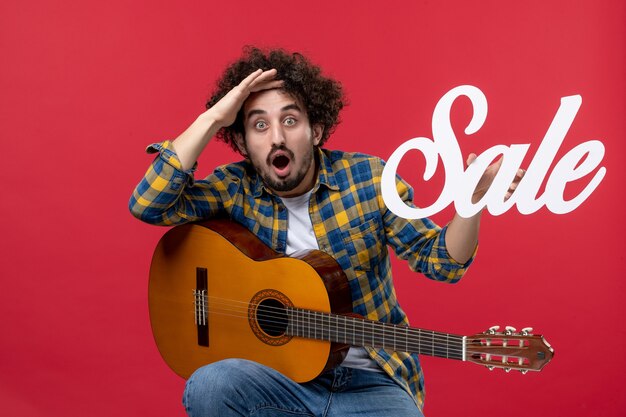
[250,147,340,198]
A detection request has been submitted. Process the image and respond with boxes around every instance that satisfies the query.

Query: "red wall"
[1,1,624,416]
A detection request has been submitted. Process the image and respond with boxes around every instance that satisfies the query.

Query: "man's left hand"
[467,153,525,204]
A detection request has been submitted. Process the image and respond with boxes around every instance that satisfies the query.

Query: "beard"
[250,144,316,193]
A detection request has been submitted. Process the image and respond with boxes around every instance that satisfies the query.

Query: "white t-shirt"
[281,192,383,373]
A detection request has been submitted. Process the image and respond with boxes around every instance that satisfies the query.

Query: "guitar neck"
[287,307,465,361]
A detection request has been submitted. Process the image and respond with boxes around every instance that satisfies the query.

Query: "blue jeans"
[183,359,424,417]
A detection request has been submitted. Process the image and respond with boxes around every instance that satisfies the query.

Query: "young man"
[130,47,523,417]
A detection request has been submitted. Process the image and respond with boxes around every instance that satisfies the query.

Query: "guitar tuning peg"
[521,327,533,335]
[504,367,512,373]
[486,365,495,371]
[505,326,517,335]
[520,370,528,375]
[486,325,500,334]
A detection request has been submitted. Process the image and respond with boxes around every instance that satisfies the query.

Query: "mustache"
[266,145,295,165]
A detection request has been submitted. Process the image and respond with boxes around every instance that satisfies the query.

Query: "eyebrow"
[246,103,303,121]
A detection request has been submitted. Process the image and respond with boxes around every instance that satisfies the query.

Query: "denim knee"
[183,359,326,417]
[183,359,270,416]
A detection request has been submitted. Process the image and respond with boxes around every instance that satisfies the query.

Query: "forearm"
[172,111,222,171]
[128,141,224,225]
[444,211,481,264]
[445,151,525,262]
[128,142,195,225]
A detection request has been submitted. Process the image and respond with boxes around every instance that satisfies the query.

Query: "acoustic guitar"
[149,219,553,382]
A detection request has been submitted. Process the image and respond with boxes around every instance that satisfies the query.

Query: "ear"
[312,124,324,146]
[234,133,248,157]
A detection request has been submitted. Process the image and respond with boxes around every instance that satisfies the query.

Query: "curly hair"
[206,47,345,154]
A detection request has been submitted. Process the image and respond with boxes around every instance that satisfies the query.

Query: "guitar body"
[149,219,352,382]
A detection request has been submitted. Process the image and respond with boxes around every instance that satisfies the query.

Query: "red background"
[1,1,624,416]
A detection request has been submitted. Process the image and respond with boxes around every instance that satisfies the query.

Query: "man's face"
[239,89,323,197]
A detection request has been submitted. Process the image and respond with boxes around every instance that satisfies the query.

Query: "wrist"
[196,111,223,139]
[197,110,220,128]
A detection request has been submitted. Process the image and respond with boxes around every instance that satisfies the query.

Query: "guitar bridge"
[194,267,209,346]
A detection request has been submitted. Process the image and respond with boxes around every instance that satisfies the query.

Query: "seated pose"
[130,47,523,417]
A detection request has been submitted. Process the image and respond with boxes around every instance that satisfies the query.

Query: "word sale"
[382,85,606,218]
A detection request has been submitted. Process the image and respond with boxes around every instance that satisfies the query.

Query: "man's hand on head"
[206,69,284,129]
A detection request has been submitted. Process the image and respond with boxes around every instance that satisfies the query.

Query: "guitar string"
[193,298,533,363]
[195,296,472,355]
[202,294,466,345]
[197,295,534,358]
[194,306,530,362]
[200,296,520,354]
[204,296,462,337]
[202,295,467,347]
[201,306,472,357]
[193,302,530,369]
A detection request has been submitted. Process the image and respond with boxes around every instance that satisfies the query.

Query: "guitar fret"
[306,309,310,339]
[327,312,331,341]
[325,312,329,341]
[358,319,364,346]
[404,326,409,352]
[316,311,320,340]
[350,317,355,346]
[296,308,301,337]
[430,330,435,356]
[316,312,321,340]
[314,311,318,340]
[414,328,422,355]
[314,311,326,340]
[326,312,330,341]
[336,315,342,344]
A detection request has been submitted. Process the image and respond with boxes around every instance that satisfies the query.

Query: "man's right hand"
[206,68,283,129]
[172,69,282,171]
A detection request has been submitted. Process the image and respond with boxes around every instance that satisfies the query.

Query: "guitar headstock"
[465,326,554,373]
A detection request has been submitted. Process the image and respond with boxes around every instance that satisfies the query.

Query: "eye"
[254,120,267,130]
[283,117,296,126]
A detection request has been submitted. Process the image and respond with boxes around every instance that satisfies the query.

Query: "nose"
[270,123,286,147]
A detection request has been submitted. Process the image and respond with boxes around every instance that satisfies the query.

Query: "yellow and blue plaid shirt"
[129,140,474,410]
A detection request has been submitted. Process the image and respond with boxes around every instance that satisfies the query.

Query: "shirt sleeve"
[128,140,237,226]
[380,164,476,283]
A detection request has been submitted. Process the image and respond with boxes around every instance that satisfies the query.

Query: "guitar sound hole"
[257,298,288,337]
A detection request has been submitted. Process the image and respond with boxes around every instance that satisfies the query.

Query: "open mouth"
[269,149,294,177]
[272,155,290,170]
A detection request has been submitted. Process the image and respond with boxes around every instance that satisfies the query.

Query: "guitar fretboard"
[286,307,465,360]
